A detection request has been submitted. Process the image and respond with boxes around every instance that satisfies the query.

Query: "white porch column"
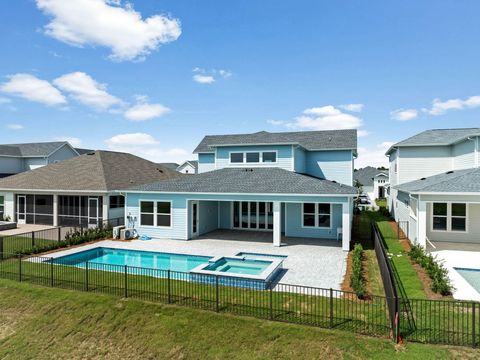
[417,199,427,248]
[273,201,281,247]
[342,200,351,251]
[4,193,15,221]
[102,195,109,224]
[53,194,58,226]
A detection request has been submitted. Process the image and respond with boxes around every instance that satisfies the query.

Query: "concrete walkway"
[46,229,348,289]
[0,224,55,236]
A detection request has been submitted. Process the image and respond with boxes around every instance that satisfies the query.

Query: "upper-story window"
[229,151,277,164]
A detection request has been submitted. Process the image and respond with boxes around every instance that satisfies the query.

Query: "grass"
[0,235,57,254]
[376,198,388,208]
[1,279,479,359]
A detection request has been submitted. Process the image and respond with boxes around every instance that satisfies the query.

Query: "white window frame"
[301,203,332,229]
[228,150,278,165]
[139,200,173,228]
[430,202,468,233]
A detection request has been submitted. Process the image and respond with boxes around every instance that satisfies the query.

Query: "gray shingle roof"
[158,162,180,171]
[0,141,71,157]
[387,128,480,155]
[75,148,95,155]
[353,166,388,187]
[0,151,182,192]
[128,167,357,195]
[193,130,357,153]
[394,167,480,194]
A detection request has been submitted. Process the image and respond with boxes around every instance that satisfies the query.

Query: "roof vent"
[446,170,454,174]
[420,177,426,180]
[328,136,333,142]
[87,152,96,155]
[156,168,164,173]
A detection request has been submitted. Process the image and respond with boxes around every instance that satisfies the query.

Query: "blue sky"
[1,0,480,167]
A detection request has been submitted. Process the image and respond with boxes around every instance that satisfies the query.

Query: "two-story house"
[124,130,358,250]
[0,141,80,178]
[386,128,480,248]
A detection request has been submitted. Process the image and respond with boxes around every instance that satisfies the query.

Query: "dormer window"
[230,152,244,163]
[229,151,278,164]
[263,151,277,163]
[246,152,260,163]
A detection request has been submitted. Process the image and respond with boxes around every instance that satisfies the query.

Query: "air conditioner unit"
[120,228,136,240]
[113,225,125,239]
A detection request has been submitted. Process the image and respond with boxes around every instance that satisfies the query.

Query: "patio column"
[53,194,58,227]
[417,199,427,248]
[102,195,109,225]
[273,201,281,247]
[342,200,351,251]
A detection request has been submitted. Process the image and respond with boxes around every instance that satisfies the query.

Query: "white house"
[0,141,80,178]
[353,166,389,201]
[386,128,480,247]
[177,160,198,174]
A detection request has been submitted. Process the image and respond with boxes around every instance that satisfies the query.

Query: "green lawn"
[0,279,478,360]
[376,198,388,208]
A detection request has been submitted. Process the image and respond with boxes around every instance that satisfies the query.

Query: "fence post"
[167,270,171,304]
[397,222,400,240]
[473,302,476,348]
[31,231,35,248]
[269,284,273,320]
[0,237,3,261]
[50,257,54,287]
[215,275,219,312]
[329,288,334,328]
[18,255,22,282]
[124,265,128,298]
[85,261,89,291]
[80,224,84,236]
[57,227,61,242]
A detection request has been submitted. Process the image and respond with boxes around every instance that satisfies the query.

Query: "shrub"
[408,245,453,295]
[350,244,366,298]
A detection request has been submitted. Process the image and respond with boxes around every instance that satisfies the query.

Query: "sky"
[1,0,480,168]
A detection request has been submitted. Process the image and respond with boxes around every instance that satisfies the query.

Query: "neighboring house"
[158,163,180,171]
[0,141,80,178]
[386,128,480,247]
[75,148,95,155]
[353,166,389,200]
[177,160,198,174]
[0,151,181,227]
[123,130,357,251]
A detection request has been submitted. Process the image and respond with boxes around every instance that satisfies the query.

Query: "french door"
[17,195,26,225]
[88,197,99,227]
[232,201,273,231]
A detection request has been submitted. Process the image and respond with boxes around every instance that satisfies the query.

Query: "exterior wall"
[285,202,341,240]
[452,139,476,170]
[24,157,48,170]
[305,150,353,185]
[198,200,219,235]
[0,157,23,174]
[218,201,231,229]
[388,150,398,187]
[215,145,293,171]
[398,146,453,184]
[126,191,352,241]
[198,153,215,173]
[426,202,480,243]
[293,146,306,173]
[178,163,196,174]
[373,174,388,199]
[47,144,78,164]
[391,190,418,243]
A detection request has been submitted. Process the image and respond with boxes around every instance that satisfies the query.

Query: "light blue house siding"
[215,145,294,171]
[305,150,353,186]
[126,192,349,241]
[198,153,215,173]
[293,147,306,173]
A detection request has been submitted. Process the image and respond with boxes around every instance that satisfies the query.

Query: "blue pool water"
[203,258,271,275]
[52,247,212,273]
[455,268,480,292]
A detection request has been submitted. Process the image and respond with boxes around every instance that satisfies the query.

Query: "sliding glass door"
[232,201,273,231]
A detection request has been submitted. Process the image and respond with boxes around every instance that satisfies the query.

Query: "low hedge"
[350,244,366,298]
[409,245,453,295]
[13,227,113,256]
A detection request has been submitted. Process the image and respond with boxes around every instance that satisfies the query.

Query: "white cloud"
[105,132,188,162]
[357,130,369,137]
[53,72,122,110]
[267,119,286,126]
[124,100,170,121]
[218,69,232,78]
[105,133,159,146]
[54,136,82,146]
[6,124,24,130]
[289,105,363,131]
[0,97,12,104]
[36,0,181,62]
[0,73,66,106]
[356,141,393,168]
[426,95,480,115]
[340,103,364,112]
[390,108,418,121]
[193,74,215,84]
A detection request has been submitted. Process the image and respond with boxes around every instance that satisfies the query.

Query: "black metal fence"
[0,217,124,255]
[372,220,480,347]
[0,252,391,337]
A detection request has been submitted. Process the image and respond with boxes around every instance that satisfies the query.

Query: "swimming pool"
[50,247,212,273]
[203,257,272,275]
[455,268,480,293]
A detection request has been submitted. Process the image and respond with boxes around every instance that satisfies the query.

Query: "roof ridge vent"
[446,170,454,174]
[420,177,426,180]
